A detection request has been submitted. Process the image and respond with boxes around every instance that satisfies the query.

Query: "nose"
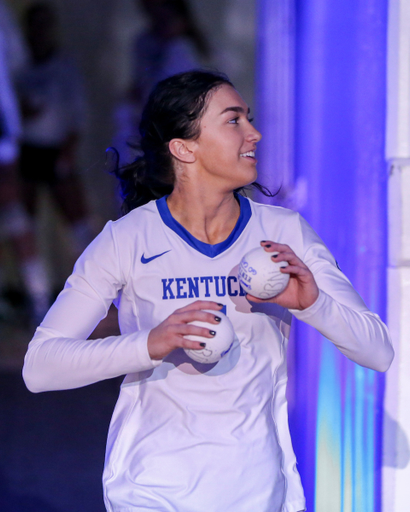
[247,123,262,143]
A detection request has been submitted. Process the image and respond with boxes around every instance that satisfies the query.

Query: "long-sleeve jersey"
[23,196,393,512]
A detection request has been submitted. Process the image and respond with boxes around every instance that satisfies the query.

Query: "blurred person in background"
[114,0,210,164]
[0,12,50,324]
[0,0,28,79]
[132,0,209,105]
[16,2,94,260]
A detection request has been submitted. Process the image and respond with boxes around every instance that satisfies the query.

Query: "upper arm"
[40,221,125,339]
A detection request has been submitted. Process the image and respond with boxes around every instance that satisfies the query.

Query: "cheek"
[200,138,229,163]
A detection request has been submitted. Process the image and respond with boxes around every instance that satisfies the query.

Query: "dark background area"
[0,312,123,511]
[0,373,121,512]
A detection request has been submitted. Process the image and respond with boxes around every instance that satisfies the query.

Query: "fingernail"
[214,316,221,322]
[200,342,206,347]
[217,303,224,307]
[209,330,216,336]
[272,254,278,258]
[265,244,271,248]
[261,240,266,243]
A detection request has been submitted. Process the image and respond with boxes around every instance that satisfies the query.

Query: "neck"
[167,186,240,245]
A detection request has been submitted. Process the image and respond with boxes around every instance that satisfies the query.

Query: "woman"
[23,70,394,512]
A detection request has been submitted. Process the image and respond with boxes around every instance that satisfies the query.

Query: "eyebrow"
[220,106,251,115]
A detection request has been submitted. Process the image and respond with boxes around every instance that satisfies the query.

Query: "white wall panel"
[384,1,410,507]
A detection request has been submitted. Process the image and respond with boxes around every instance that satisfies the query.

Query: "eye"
[228,117,239,124]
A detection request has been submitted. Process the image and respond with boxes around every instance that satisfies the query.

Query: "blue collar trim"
[156,194,252,258]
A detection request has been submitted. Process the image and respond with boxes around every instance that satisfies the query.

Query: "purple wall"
[256,0,388,509]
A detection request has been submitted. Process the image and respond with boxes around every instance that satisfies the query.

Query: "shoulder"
[247,197,301,225]
[110,200,161,238]
[246,198,326,257]
[77,201,162,276]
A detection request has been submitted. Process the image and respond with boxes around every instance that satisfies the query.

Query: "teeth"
[240,151,255,158]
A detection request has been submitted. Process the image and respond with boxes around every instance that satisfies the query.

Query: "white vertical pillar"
[384,0,410,509]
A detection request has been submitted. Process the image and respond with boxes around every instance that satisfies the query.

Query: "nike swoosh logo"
[141,250,171,264]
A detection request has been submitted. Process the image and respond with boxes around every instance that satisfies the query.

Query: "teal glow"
[365,369,376,512]
[316,341,377,511]
[354,364,365,511]
[316,340,342,510]
[342,371,353,512]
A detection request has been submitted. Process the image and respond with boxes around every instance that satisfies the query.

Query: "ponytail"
[111,151,174,214]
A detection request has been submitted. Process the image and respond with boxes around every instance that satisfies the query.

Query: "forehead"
[203,84,248,117]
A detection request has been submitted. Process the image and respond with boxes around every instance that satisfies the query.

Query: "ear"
[168,138,196,164]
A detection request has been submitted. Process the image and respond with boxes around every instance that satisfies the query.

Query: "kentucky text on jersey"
[161,275,247,300]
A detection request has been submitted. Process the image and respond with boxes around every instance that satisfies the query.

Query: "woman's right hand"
[147,301,224,360]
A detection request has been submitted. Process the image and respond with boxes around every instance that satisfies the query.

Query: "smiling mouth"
[240,151,256,159]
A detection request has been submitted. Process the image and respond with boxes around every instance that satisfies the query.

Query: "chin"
[240,169,258,188]
[218,168,258,192]
[231,180,256,193]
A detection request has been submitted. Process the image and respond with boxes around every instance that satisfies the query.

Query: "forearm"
[23,326,160,392]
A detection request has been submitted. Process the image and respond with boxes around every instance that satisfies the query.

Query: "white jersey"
[23,196,393,512]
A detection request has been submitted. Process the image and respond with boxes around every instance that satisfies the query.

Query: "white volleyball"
[184,310,235,364]
[238,247,290,299]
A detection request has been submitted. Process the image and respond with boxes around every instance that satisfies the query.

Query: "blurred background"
[0,0,409,511]
[0,1,258,511]
[0,0,256,309]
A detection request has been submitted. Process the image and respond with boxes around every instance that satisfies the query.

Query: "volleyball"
[184,310,235,364]
[238,247,290,299]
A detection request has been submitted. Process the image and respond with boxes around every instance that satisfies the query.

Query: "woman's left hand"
[246,240,319,310]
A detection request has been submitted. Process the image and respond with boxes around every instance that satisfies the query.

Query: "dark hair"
[111,69,274,214]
